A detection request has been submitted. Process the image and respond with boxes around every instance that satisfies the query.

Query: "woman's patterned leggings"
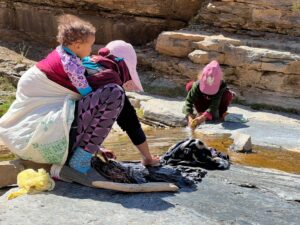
[71,84,125,154]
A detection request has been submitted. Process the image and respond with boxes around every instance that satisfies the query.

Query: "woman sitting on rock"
[183,60,234,129]
[0,14,159,175]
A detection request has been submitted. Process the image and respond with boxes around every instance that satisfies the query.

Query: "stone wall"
[193,0,300,36]
[0,0,201,45]
[145,30,300,111]
[146,0,300,112]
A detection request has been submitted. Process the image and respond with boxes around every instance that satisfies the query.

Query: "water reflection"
[1,127,300,174]
[104,127,300,174]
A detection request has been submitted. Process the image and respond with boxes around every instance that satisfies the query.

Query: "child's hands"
[191,115,207,129]
[188,114,195,128]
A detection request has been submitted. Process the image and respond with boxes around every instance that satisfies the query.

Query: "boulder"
[140,98,187,127]
[155,31,206,57]
[188,50,225,64]
[230,133,252,153]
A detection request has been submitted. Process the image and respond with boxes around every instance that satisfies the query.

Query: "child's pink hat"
[199,60,222,95]
[105,40,144,92]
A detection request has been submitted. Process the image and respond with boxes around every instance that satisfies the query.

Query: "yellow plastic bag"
[7,168,55,200]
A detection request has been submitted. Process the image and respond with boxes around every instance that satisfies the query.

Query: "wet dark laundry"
[91,139,229,188]
[91,156,206,187]
[91,156,148,184]
[161,138,230,170]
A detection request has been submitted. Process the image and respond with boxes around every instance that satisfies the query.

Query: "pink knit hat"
[105,40,144,92]
[199,60,222,95]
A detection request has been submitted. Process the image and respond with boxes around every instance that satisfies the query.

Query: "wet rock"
[126,91,300,151]
[231,133,252,153]
[0,165,299,225]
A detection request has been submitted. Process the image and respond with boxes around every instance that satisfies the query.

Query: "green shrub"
[0,76,16,117]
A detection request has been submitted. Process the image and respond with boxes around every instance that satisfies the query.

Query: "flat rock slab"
[198,105,300,151]
[128,92,187,127]
[128,92,300,151]
[1,165,299,225]
[141,98,186,127]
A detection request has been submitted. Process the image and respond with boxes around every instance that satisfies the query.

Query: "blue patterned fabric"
[69,147,93,174]
[82,56,103,71]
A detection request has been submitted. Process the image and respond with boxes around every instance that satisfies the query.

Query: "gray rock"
[140,98,187,127]
[0,165,299,225]
[196,104,300,151]
[126,92,300,151]
[230,133,252,153]
[137,70,186,98]
[127,92,187,127]
[126,92,154,102]
[14,64,26,72]
[18,71,26,76]
[128,98,140,108]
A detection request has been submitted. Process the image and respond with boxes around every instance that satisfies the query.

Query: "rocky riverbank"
[0,165,299,225]
[126,91,300,152]
[1,86,300,224]
[1,88,300,223]
[1,3,300,221]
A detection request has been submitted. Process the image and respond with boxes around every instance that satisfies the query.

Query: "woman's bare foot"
[141,155,161,166]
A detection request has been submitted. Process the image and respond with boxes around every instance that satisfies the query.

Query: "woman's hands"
[141,155,161,166]
[100,148,117,161]
[100,143,161,167]
[136,141,161,167]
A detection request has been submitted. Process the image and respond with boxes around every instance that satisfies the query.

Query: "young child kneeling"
[183,60,234,129]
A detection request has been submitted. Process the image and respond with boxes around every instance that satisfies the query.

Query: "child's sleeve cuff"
[78,86,92,96]
[203,111,212,120]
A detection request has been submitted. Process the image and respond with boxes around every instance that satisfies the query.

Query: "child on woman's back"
[37,14,95,97]
[35,15,159,173]
[81,40,160,167]
[82,40,143,92]
[183,60,234,129]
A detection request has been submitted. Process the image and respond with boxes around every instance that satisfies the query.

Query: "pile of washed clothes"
[91,138,230,188]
